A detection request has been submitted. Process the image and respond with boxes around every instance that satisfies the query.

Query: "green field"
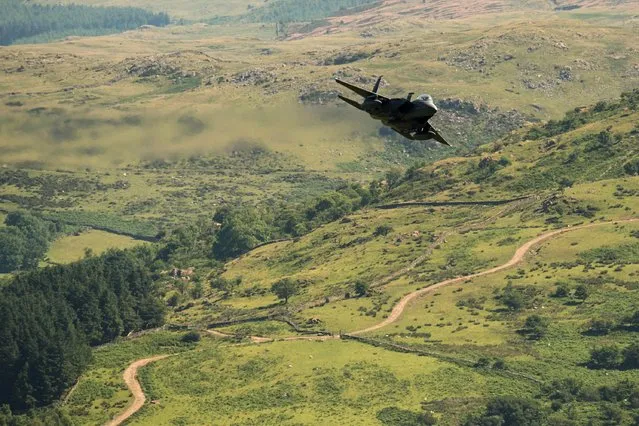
[2,1,639,424]
[47,230,145,264]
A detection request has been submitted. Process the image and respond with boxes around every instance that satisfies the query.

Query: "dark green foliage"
[573,285,589,302]
[587,318,614,335]
[622,343,639,369]
[464,396,545,426]
[544,378,583,404]
[0,249,164,410]
[521,315,549,340]
[0,212,56,273]
[385,168,404,189]
[210,276,242,295]
[578,243,639,265]
[0,405,74,425]
[190,281,204,299]
[497,283,539,311]
[588,346,621,369]
[242,0,379,23]
[0,227,27,273]
[305,191,354,223]
[42,210,159,240]
[181,331,201,343]
[599,402,623,425]
[157,184,371,263]
[623,158,639,176]
[271,278,298,304]
[625,310,639,327]
[157,218,217,265]
[0,0,169,46]
[552,283,570,298]
[376,406,432,426]
[474,357,492,368]
[354,281,369,297]
[212,207,271,260]
[465,157,510,183]
[274,184,372,238]
[585,131,617,152]
[373,225,394,237]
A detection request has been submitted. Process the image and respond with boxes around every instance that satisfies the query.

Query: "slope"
[61,91,639,425]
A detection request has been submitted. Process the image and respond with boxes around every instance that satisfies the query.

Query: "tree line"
[0,212,59,273]
[158,182,386,266]
[0,248,164,410]
[242,0,379,23]
[0,0,170,46]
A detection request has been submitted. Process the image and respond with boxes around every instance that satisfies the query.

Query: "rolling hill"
[49,89,639,426]
[1,1,638,424]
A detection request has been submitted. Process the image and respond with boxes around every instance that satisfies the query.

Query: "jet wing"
[431,127,451,146]
[338,95,364,110]
[390,125,452,146]
[335,79,389,102]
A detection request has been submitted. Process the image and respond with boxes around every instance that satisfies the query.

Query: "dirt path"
[350,219,638,335]
[109,219,636,425]
[206,329,337,342]
[105,355,169,426]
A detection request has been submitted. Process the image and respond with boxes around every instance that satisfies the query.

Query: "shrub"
[587,319,614,335]
[354,281,370,297]
[374,225,394,237]
[573,285,589,302]
[622,343,639,369]
[522,315,549,340]
[588,346,621,369]
[181,331,201,343]
[552,284,570,298]
[464,396,545,426]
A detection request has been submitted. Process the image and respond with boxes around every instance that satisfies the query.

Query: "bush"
[522,315,549,340]
[464,396,545,426]
[587,318,614,335]
[354,281,369,297]
[589,346,621,369]
[374,225,394,237]
[622,343,639,369]
[498,283,538,311]
[376,406,430,426]
[181,331,201,343]
[573,285,589,302]
[552,283,570,298]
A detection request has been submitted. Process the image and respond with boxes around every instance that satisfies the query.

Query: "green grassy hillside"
[57,91,639,426]
[1,2,639,424]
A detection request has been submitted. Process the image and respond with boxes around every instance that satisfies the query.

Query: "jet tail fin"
[335,78,389,101]
[372,76,382,94]
[338,95,364,110]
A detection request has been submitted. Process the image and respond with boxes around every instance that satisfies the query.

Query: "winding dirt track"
[105,355,169,426]
[110,218,637,425]
[351,219,638,335]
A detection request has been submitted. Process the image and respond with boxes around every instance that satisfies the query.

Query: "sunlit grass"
[47,230,146,264]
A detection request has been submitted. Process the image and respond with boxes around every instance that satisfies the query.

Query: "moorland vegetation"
[0,0,169,46]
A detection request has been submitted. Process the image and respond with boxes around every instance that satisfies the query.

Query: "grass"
[47,229,146,264]
[133,337,534,425]
[3,4,639,424]
[1,13,637,172]
[64,331,197,425]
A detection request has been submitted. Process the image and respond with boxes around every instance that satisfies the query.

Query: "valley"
[0,0,638,425]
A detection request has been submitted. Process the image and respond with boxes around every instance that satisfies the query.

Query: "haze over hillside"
[0,0,638,425]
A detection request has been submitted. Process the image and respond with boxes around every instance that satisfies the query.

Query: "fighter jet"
[335,76,451,146]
